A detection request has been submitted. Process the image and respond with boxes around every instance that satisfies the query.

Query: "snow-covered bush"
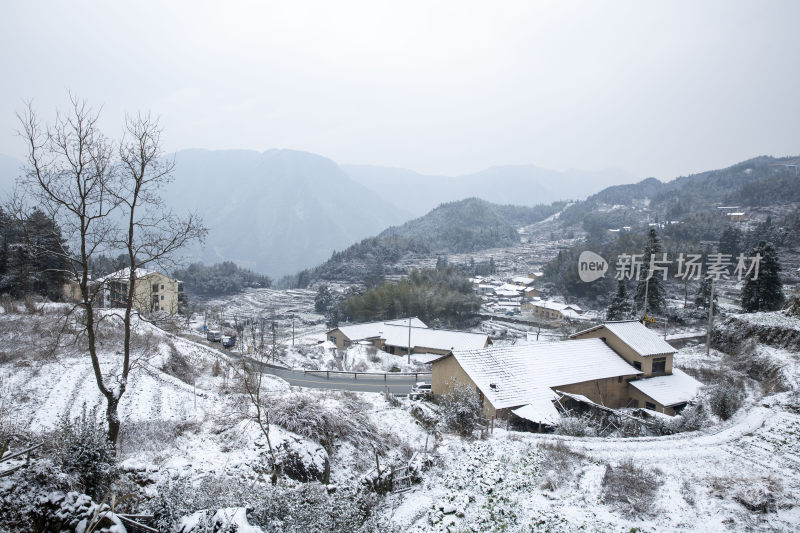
[601,458,662,517]
[272,437,330,483]
[49,405,118,499]
[708,382,744,420]
[538,441,584,491]
[270,392,389,453]
[554,414,597,437]
[652,401,708,434]
[438,382,482,437]
[151,476,387,533]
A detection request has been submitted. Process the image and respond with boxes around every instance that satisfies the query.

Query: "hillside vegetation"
[286,198,563,286]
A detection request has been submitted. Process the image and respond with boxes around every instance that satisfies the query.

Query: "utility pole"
[407,317,412,365]
[706,279,716,358]
[292,315,295,346]
[272,322,277,364]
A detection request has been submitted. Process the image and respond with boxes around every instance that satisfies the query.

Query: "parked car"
[221,335,236,348]
[207,329,221,342]
[409,382,432,400]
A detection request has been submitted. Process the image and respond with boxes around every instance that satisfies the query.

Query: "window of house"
[627,398,639,408]
[652,357,666,374]
[161,284,164,290]
[645,402,656,410]
[152,284,159,292]
[160,295,164,300]
[633,361,642,371]
[617,376,623,383]
[329,335,337,343]
[343,340,350,348]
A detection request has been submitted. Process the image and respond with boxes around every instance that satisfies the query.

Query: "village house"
[97,268,184,315]
[520,299,582,322]
[326,318,491,357]
[430,320,702,426]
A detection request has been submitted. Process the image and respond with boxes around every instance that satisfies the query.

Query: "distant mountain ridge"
[288,198,563,285]
[342,163,636,216]
[160,149,412,277]
[558,155,800,228]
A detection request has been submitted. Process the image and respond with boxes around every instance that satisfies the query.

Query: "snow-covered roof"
[334,318,428,341]
[526,300,581,313]
[449,338,642,410]
[571,321,676,357]
[382,326,489,352]
[512,399,561,426]
[97,267,154,283]
[495,289,522,298]
[511,277,534,285]
[629,369,704,407]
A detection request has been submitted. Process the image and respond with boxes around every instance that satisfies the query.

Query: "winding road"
[259,365,428,395]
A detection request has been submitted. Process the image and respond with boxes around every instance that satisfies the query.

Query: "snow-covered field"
[2,302,800,532]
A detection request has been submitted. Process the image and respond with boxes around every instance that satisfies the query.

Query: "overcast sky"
[1,1,798,179]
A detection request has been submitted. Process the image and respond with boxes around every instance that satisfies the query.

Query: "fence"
[303,369,431,382]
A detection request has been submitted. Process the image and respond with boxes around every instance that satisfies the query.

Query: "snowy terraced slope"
[0,308,235,430]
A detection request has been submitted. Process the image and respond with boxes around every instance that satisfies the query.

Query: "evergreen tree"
[718,226,744,257]
[606,280,631,320]
[741,241,785,312]
[314,285,333,313]
[634,228,667,316]
[694,277,717,309]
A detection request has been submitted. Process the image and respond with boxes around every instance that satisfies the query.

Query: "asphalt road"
[179,332,428,395]
[260,365,426,395]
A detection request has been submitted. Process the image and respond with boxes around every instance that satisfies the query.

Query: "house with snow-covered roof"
[96,267,183,315]
[430,320,702,425]
[326,318,491,357]
[520,300,582,323]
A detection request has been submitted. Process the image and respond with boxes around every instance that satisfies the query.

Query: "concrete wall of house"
[627,386,676,415]
[62,281,81,302]
[555,374,640,409]
[570,328,673,377]
[431,355,498,419]
[327,329,348,350]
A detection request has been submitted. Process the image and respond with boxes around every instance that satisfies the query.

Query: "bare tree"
[17,96,205,445]
[108,112,206,443]
[235,337,278,478]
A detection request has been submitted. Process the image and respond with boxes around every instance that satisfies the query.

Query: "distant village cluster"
[470,272,585,323]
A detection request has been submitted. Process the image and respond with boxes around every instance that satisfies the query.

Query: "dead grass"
[601,458,662,517]
[538,441,586,491]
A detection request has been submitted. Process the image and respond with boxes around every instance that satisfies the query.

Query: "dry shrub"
[554,414,597,437]
[161,340,194,384]
[270,392,391,453]
[0,294,14,313]
[23,295,42,315]
[539,441,584,491]
[601,458,662,517]
[117,419,199,456]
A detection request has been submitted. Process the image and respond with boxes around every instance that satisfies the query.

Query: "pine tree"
[741,241,785,312]
[718,226,744,257]
[694,277,717,310]
[606,280,631,320]
[634,228,667,316]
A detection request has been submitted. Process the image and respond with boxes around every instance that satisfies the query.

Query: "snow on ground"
[5,300,800,531]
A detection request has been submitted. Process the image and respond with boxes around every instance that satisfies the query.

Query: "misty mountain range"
[2,148,795,279]
[0,148,636,277]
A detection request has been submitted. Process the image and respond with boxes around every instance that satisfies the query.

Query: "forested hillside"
[543,155,800,306]
[285,198,562,286]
